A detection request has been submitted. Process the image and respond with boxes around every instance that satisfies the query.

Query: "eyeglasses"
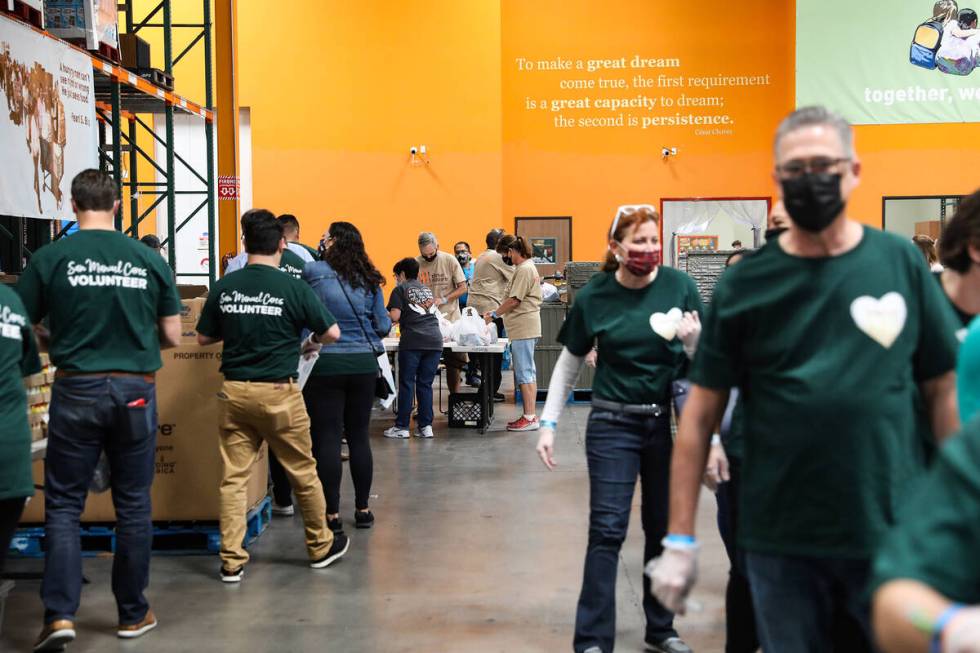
[611,204,657,237]
[775,157,851,180]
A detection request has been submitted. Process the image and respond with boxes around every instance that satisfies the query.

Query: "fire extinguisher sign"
[217,176,239,201]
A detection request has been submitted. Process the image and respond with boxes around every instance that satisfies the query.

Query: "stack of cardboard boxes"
[20,293,268,524]
[25,353,53,443]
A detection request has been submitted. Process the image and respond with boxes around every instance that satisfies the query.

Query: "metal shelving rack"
[2,1,217,284]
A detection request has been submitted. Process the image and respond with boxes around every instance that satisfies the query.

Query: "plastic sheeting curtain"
[663,199,768,266]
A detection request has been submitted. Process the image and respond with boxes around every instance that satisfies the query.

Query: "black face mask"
[780,173,845,233]
[765,227,787,241]
[422,253,438,263]
[456,253,470,265]
[502,256,513,266]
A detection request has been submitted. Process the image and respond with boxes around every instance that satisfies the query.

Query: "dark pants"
[269,451,292,507]
[574,410,676,653]
[744,552,875,653]
[0,497,26,576]
[396,349,442,429]
[715,458,759,653]
[42,375,157,625]
[303,374,375,514]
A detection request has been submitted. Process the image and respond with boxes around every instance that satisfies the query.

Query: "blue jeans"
[42,375,157,625]
[574,410,676,653]
[396,349,442,429]
[744,552,874,653]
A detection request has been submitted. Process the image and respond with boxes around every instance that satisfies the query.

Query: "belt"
[243,378,293,384]
[592,398,665,417]
[55,370,155,384]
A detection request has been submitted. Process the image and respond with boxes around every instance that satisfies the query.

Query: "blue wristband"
[664,534,697,546]
[932,604,964,653]
[540,420,557,430]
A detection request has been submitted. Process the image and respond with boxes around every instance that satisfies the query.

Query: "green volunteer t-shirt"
[558,267,704,405]
[196,264,335,381]
[16,230,181,373]
[279,248,307,280]
[293,241,320,261]
[691,227,961,558]
[871,415,980,604]
[0,285,41,500]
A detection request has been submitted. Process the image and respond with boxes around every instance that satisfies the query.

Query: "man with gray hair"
[417,232,468,393]
[650,106,961,651]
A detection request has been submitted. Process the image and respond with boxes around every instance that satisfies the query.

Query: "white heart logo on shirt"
[957,328,968,343]
[849,293,907,349]
[649,308,684,341]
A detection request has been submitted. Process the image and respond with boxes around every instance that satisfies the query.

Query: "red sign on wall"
[217,175,239,201]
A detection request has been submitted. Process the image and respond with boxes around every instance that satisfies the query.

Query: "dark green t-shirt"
[559,267,704,405]
[197,264,335,381]
[871,415,980,604]
[16,230,181,373]
[293,241,320,261]
[0,285,42,500]
[279,249,307,280]
[691,227,961,558]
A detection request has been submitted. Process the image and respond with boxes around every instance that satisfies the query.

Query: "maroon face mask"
[617,247,661,276]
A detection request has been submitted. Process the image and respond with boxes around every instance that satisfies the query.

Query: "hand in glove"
[703,437,730,492]
[677,311,701,359]
[944,607,980,653]
[300,333,321,360]
[648,536,699,615]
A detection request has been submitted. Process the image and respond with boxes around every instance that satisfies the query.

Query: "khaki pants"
[217,380,332,568]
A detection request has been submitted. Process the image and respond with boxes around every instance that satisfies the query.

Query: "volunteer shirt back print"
[196,264,335,381]
[16,229,181,374]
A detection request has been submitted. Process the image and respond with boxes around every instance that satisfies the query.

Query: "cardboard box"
[179,297,207,344]
[177,284,208,300]
[20,343,268,523]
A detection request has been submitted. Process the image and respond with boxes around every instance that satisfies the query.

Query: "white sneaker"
[415,425,434,439]
[271,503,294,516]
[384,426,410,439]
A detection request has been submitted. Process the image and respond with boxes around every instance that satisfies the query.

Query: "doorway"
[514,216,572,278]
[882,195,963,241]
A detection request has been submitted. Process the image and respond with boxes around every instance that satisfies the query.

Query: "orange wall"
[500,0,794,261]
[235,1,980,274]
[237,1,502,278]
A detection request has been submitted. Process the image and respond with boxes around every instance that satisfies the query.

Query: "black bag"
[337,280,392,399]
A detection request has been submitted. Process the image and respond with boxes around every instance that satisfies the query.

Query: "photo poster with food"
[677,235,718,254]
[531,237,557,265]
[0,14,97,220]
[798,0,980,124]
[45,0,118,51]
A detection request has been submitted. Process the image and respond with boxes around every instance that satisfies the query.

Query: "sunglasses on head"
[611,204,657,238]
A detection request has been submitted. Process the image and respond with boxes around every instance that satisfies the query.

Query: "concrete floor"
[2,399,730,653]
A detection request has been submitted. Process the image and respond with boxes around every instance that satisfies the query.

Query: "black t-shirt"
[387,280,444,351]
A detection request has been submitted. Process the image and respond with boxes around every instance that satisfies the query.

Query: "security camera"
[661,147,671,157]
[410,146,418,156]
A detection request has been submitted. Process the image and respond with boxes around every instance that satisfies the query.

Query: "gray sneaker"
[582,648,604,653]
[646,637,693,653]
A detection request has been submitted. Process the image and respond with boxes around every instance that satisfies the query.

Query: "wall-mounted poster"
[531,237,557,265]
[45,0,118,51]
[677,235,719,254]
[0,14,97,220]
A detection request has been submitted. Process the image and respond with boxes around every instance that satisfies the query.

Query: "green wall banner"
[797,0,980,124]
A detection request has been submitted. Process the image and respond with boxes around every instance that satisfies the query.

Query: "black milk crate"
[449,393,485,428]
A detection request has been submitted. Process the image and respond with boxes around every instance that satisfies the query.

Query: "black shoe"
[311,533,350,569]
[493,392,505,403]
[645,637,693,653]
[327,517,344,533]
[466,375,482,387]
[355,510,374,529]
[220,565,244,583]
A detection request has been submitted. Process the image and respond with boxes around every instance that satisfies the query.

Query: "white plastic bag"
[436,310,454,342]
[451,307,490,346]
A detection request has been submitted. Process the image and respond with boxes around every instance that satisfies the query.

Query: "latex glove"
[676,311,701,359]
[702,439,730,492]
[585,349,598,368]
[300,333,321,359]
[945,607,980,653]
[536,428,557,470]
[648,539,699,615]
